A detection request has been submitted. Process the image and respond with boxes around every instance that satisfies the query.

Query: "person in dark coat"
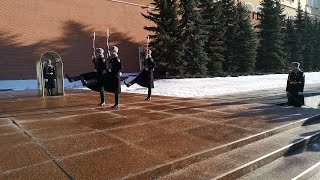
[43,59,56,96]
[104,46,122,108]
[92,48,108,106]
[67,48,107,105]
[124,50,156,100]
[286,62,305,107]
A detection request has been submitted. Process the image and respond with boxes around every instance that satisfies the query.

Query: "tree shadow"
[0,20,142,80]
[172,99,319,125]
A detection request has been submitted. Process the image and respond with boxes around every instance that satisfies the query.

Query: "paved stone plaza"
[0,90,319,179]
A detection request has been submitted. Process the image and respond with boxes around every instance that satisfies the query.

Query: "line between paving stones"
[106,132,173,164]
[9,118,74,180]
[122,114,320,179]
[12,110,122,124]
[0,107,100,118]
[1,160,52,175]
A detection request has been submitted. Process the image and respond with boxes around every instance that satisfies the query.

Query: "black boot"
[80,76,87,86]
[98,102,105,106]
[145,87,151,100]
[66,74,74,82]
[111,104,119,109]
[98,86,105,106]
[111,94,119,109]
[50,89,54,96]
[124,81,130,87]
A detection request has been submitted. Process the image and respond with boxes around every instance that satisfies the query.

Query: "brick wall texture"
[0,0,153,79]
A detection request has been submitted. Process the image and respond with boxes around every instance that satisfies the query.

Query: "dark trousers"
[114,93,119,106]
[147,87,151,99]
[287,93,304,107]
[99,86,105,103]
[46,88,54,96]
[129,79,152,99]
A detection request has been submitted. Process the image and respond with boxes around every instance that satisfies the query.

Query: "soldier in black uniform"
[124,50,156,100]
[90,48,107,106]
[43,59,56,96]
[66,48,108,105]
[286,62,305,107]
[104,46,123,108]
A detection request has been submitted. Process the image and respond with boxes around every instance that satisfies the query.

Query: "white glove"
[298,92,303,95]
[145,68,149,71]
[108,69,112,72]
[119,72,122,76]
[45,79,48,82]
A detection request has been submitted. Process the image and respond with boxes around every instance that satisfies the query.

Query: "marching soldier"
[124,49,156,100]
[67,48,108,105]
[104,46,122,108]
[92,48,108,106]
[66,31,125,109]
[43,59,56,96]
[286,62,305,107]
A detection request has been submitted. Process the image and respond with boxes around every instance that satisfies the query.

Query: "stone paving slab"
[0,90,319,179]
[0,161,69,180]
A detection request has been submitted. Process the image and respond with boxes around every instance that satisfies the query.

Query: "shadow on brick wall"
[0,20,142,80]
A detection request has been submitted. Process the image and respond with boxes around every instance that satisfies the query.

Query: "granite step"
[292,161,320,180]
[156,116,320,180]
[240,139,320,180]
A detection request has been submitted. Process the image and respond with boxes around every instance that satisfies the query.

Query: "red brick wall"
[0,0,153,79]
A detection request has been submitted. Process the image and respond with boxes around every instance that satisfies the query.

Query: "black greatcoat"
[79,71,100,92]
[81,56,107,92]
[134,57,156,88]
[286,70,305,107]
[44,65,55,89]
[94,56,107,85]
[103,56,122,94]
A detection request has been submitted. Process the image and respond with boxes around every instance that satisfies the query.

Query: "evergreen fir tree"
[233,1,258,74]
[221,0,240,73]
[200,0,225,76]
[284,18,300,67]
[292,1,304,64]
[311,19,319,70]
[256,0,286,72]
[142,0,185,77]
[180,0,210,77]
[294,1,304,34]
[301,11,314,71]
[314,19,320,70]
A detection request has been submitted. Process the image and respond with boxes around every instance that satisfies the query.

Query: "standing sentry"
[286,62,305,107]
[43,59,56,96]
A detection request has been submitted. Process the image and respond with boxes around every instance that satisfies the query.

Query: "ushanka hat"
[291,62,300,67]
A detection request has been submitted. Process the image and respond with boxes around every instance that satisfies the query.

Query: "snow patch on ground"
[1,72,319,97]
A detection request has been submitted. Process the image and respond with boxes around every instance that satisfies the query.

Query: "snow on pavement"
[0,72,319,98]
